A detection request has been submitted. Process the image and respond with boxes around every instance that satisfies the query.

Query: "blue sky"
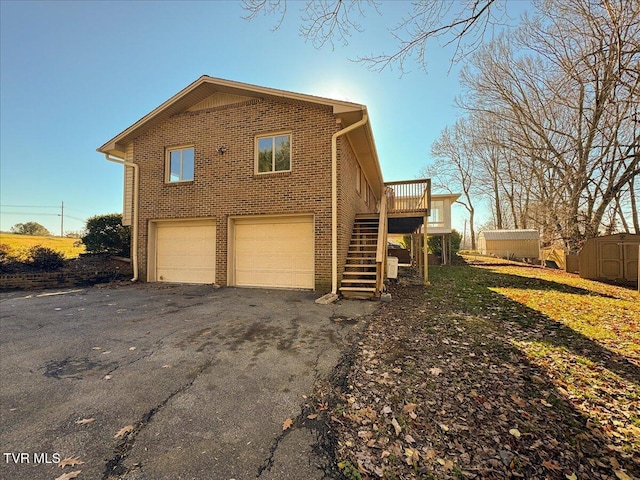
[0,0,527,235]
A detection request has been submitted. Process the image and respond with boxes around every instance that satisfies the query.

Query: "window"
[256,134,291,173]
[356,164,362,194]
[167,146,194,182]
[429,200,445,227]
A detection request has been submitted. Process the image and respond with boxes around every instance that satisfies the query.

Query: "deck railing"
[385,179,431,214]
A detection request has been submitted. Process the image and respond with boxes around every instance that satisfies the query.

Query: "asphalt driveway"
[0,284,377,480]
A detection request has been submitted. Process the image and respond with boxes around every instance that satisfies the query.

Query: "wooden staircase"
[339,215,380,299]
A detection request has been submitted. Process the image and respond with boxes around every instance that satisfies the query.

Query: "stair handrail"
[376,188,391,293]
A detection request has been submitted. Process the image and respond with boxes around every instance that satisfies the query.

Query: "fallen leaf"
[614,471,633,480]
[566,474,577,480]
[103,375,112,380]
[162,364,172,369]
[509,428,521,438]
[307,414,318,420]
[129,346,136,351]
[429,367,442,376]
[58,457,85,468]
[55,471,81,480]
[439,423,449,432]
[424,448,437,460]
[405,434,416,443]
[75,418,95,425]
[282,418,293,431]
[391,417,402,436]
[114,425,134,438]
[101,351,111,355]
[542,460,562,471]
[402,403,418,414]
[382,406,392,415]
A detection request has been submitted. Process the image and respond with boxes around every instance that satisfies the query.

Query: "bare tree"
[456,0,639,252]
[428,118,481,249]
[242,0,509,71]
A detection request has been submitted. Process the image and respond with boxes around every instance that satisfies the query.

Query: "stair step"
[343,271,377,276]
[339,286,377,292]
[341,279,377,284]
[344,264,376,269]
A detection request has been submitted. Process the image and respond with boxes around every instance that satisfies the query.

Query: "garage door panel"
[155,222,216,284]
[234,217,314,289]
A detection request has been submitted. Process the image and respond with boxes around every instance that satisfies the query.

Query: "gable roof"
[97,75,384,195]
[480,229,540,241]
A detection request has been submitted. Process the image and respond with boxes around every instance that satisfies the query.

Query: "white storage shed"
[478,230,540,260]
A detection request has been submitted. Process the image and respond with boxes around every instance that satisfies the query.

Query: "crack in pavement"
[101,360,212,480]
[256,346,355,480]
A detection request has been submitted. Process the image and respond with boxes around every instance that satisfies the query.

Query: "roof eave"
[98,76,367,154]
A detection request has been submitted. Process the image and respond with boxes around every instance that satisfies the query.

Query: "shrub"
[27,246,66,271]
[0,243,11,262]
[82,214,131,256]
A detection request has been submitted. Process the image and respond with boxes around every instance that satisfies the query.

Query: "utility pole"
[60,201,64,237]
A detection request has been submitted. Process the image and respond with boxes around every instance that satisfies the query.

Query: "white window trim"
[255,132,292,175]
[166,145,195,183]
[356,164,362,195]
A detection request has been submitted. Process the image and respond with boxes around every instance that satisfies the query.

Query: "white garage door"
[233,216,314,289]
[155,220,216,284]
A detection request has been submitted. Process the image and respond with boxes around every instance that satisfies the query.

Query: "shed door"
[599,240,622,279]
[155,221,216,284]
[233,216,314,289]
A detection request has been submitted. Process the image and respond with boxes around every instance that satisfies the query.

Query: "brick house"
[98,76,430,298]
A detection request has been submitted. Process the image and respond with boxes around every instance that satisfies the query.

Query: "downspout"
[104,153,139,282]
[331,113,369,294]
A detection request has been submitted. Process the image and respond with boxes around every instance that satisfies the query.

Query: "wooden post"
[424,214,430,285]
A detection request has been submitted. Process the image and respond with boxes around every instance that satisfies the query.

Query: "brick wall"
[131,98,341,291]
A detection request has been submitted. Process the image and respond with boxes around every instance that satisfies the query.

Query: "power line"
[0,204,60,208]
[0,212,61,216]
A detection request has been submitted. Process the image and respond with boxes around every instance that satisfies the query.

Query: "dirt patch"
[0,254,132,290]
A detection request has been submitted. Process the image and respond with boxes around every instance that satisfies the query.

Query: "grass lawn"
[326,258,639,479]
[0,232,85,259]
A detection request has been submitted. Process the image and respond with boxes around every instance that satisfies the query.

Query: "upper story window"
[429,200,445,226]
[356,164,362,194]
[167,146,194,182]
[256,133,291,174]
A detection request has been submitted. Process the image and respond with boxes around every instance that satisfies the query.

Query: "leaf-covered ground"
[323,258,639,480]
